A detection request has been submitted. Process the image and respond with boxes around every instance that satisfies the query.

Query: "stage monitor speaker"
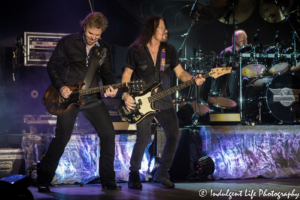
[0,174,33,200]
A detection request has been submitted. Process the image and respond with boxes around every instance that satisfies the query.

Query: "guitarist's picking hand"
[124,95,136,111]
[104,86,118,98]
[60,86,71,98]
[194,74,205,86]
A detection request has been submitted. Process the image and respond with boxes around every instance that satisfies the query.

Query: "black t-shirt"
[126,43,180,110]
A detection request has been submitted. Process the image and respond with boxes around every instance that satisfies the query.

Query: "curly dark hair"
[80,12,108,32]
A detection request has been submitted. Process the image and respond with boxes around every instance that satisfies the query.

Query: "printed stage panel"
[198,125,300,179]
[21,134,153,185]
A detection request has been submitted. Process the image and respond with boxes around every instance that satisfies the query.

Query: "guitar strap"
[81,46,107,90]
[160,48,166,72]
[157,48,166,85]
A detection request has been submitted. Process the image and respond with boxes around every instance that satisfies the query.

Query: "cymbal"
[181,5,216,23]
[259,0,293,23]
[210,0,256,24]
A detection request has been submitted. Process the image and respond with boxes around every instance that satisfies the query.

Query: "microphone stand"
[178,22,195,58]
[291,31,297,67]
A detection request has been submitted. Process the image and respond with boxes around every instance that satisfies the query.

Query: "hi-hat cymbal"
[181,5,216,23]
[259,0,293,23]
[210,0,256,24]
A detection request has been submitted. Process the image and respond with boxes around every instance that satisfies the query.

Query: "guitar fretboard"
[79,83,127,96]
[148,73,210,103]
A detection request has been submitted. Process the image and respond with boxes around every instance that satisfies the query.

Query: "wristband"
[122,92,129,100]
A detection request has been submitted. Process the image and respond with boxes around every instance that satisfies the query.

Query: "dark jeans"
[129,108,180,178]
[37,102,116,185]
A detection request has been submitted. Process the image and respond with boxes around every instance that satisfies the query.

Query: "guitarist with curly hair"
[37,12,121,192]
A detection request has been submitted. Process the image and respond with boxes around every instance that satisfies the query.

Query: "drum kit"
[176,0,300,126]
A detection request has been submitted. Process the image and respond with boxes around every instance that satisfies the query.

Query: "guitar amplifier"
[17,32,68,67]
[0,148,25,178]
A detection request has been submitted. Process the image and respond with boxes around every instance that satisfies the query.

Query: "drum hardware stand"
[291,31,298,67]
[192,2,200,118]
[239,55,244,122]
[258,102,262,125]
[177,3,199,113]
[279,6,300,43]
[185,0,203,122]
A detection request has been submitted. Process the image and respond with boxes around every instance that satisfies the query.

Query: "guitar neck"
[79,83,127,96]
[149,73,210,103]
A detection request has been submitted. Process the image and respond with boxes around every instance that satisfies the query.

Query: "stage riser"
[199,125,300,179]
[13,125,300,184]
[21,133,153,184]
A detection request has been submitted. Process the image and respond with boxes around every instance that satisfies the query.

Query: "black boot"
[36,163,51,193]
[36,175,51,193]
[102,181,122,190]
[153,170,175,188]
[128,171,142,189]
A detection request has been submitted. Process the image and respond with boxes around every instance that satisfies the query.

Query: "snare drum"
[245,74,300,123]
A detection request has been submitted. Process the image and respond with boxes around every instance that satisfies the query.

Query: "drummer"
[217,30,248,111]
[219,30,247,58]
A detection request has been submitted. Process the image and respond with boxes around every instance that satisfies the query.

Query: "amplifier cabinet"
[0,148,25,178]
[20,32,68,66]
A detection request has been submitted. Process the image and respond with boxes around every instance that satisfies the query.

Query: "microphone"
[254,29,260,43]
[274,30,280,44]
[254,29,260,38]
[181,33,188,37]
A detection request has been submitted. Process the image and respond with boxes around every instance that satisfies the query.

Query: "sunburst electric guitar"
[119,67,232,124]
[43,80,144,116]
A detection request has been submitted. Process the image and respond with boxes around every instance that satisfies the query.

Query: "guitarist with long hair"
[121,16,205,189]
[36,12,121,192]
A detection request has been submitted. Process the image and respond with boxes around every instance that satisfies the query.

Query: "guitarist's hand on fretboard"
[60,86,72,98]
[104,86,118,98]
[194,74,206,86]
[123,95,136,111]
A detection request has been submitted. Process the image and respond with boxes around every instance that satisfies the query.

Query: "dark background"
[0,0,300,136]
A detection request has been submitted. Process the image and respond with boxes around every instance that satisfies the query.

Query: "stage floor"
[28,178,300,200]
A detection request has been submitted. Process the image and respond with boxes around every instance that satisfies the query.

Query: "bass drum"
[245,74,300,124]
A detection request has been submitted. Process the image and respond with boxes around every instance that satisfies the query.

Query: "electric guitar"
[119,67,232,124]
[43,80,144,116]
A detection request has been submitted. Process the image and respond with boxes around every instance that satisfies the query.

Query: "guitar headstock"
[209,67,232,79]
[127,80,145,90]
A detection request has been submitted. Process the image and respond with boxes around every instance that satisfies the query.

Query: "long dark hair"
[130,16,168,52]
